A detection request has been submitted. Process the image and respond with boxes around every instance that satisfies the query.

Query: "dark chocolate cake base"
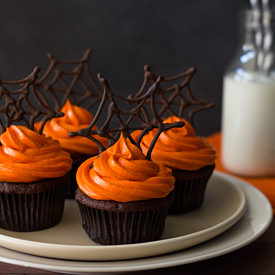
[75,188,174,245]
[67,154,92,199]
[0,173,69,232]
[169,164,215,214]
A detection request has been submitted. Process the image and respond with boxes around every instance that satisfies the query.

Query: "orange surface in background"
[207,132,275,215]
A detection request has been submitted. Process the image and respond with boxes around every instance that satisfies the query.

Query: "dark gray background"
[0,0,251,136]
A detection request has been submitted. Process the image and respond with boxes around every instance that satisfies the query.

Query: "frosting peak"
[59,99,94,128]
[0,125,72,182]
[137,116,216,170]
[35,100,107,155]
[1,125,47,150]
[76,133,175,202]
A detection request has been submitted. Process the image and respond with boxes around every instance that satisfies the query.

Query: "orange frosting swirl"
[76,133,175,202]
[136,116,216,171]
[0,125,72,182]
[35,100,107,155]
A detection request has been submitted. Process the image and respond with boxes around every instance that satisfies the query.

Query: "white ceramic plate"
[0,172,246,261]
[0,172,272,275]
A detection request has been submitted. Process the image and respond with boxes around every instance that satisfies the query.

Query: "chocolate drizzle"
[70,73,184,160]
[132,65,214,127]
[0,67,63,135]
[36,49,102,112]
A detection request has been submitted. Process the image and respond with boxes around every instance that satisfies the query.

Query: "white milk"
[221,72,275,177]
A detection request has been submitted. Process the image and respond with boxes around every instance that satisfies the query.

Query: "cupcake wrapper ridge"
[0,174,68,232]
[78,204,168,245]
[76,188,174,245]
[169,164,215,214]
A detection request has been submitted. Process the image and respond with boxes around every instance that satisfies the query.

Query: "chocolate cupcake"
[137,116,216,214]
[0,125,72,231]
[35,100,107,198]
[75,134,175,245]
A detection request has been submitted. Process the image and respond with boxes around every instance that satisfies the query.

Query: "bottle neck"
[227,9,275,76]
[239,22,257,52]
[238,10,259,52]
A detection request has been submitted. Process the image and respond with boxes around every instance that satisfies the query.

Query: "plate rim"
[0,172,246,261]
[0,171,272,273]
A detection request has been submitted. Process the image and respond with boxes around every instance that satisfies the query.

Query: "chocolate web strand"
[36,49,102,112]
[0,67,64,135]
[146,121,184,160]
[133,65,215,127]
[69,73,185,160]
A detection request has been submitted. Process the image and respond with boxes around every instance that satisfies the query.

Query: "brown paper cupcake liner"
[0,173,68,232]
[169,164,215,214]
[76,188,174,245]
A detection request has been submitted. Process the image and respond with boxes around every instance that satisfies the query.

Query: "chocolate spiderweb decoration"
[70,73,184,160]
[0,67,63,135]
[36,49,102,112]
[132,65,214,127]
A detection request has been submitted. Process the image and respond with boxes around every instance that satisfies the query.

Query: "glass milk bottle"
[221,9,275,177]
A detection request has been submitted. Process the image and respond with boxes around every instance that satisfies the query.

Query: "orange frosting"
[35,100,107,155]
[136,116,216,171]
[76,133,175,202]
[0,125,72,182]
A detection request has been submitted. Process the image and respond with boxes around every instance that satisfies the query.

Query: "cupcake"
[135,116,216,214]
[35,99,107,198]
[0,125,72,231]
[75,133,175,245]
